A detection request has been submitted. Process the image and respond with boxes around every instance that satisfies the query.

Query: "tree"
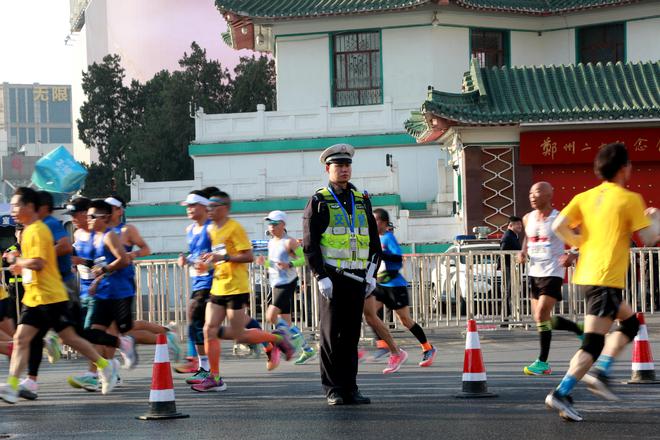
[77,54,137,199]
[230,55,276,112]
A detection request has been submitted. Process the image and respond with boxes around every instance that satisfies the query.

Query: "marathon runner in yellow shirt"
[545,143,660,421]
[0,187,118,404]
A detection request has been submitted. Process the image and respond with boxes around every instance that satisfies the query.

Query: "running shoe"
[18,378,38,400]
[174,356,199,374]
[191,376,227,392]
[67,374,99,392]
[582,371,619,401]
[185,368,211,385]
[249,344,262,359]
[166,330,182,363]
[290,333,305,352]
[524,359,552,376]
[98,360,118,395]
[294,348,317,365]
[419,347,438,367]
[266,347,281,371]
[0,383,18,404]
[367,348,390,363]
[44,332,61,364]
[119,335,138,370]
[272,329,296,361]
[545,390,582,422]
[383,348,408,374]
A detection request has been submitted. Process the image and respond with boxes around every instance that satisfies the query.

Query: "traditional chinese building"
[124,0,659,254]
[406,59,660,233]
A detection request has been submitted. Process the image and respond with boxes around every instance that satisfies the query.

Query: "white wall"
[511,29,575,67]
[276,35,331,111]
[382,26,469,104]
[627,17,660,63]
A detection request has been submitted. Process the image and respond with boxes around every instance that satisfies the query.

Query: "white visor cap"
[180,193,210,206]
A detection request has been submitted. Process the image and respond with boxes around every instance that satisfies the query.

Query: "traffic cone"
[455,319,497,398]
[137,334,189,420]
[623,313,660,384]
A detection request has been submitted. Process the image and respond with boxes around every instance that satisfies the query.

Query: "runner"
[192,190,295,392]
[369,208,436,369]
[105,195,181,360]
[0,187,118,404]
[517,182,583,376]
[545,143,660,421]
[176,190,213,384]
[255,210,317,367]
[66,198,138,391]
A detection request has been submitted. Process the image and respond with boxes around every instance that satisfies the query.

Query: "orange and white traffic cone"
[138,334,189,420]
[623,313,660,385]
[456,319,497,398]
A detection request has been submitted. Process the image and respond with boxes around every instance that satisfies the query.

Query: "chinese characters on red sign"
[520,128,660,165]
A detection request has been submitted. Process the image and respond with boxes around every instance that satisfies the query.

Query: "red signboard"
[520,127,660,165]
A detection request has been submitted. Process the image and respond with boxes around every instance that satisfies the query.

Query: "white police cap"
[320,143,354,165]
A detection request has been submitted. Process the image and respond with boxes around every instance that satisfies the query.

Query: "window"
[577,23,624,64]
[471,29,509,68]
[332,31,382,107]
[49,128,72,144]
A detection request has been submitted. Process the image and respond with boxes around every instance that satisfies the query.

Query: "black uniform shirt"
[303,182,381,280]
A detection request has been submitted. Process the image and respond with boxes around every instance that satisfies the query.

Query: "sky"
[0,0,252,86]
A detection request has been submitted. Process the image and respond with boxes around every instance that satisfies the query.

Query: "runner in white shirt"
[518,182,583,376]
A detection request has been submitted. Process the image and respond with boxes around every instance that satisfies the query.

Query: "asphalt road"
[2,325,660,440]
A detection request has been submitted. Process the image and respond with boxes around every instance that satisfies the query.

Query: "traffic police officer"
[303,143,381,405]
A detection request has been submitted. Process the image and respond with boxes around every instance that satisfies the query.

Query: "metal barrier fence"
[134,248,660,334]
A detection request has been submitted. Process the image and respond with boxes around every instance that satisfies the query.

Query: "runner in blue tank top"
[176,190,214,383]
[104,195,181,362]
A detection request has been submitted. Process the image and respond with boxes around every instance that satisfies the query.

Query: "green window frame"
[330,30,383,107]
[470,28,510,68]
[576,22,625,64]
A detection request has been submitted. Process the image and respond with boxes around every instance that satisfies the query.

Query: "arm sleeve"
[380,233,403,263]
[303,196,329,279]
[291,246,306,268]
[628,193,652,233]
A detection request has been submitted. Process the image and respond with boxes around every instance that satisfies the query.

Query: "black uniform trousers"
[319,269,366,397]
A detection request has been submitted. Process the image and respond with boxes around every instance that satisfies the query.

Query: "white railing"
[193,98,418,143]
[132,248,660,336]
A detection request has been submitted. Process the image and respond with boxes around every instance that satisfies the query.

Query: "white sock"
[198,355,209,371]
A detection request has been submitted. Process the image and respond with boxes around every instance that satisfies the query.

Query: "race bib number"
[22,268,33,284]
[78,265,94,280]
[528,242,552,261]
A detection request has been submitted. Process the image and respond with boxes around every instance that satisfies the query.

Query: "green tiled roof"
[216,0,637,18]
[215,0,430,18]
[405,59,660,140]
[454,0,639,15]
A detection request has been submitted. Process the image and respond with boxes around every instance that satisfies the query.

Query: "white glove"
[318,277,333,300]
[365,276,377,298]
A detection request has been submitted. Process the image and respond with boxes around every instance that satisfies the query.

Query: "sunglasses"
[207,202,228,210]
[87,213,108,219]
[267,220,282,226]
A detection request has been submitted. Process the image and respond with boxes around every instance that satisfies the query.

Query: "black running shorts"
[583,286,623,319]
[530,276,563,301]
[373,285,409,310]
[272,278,297,315]
[209,293,250,310]
[19,301,75,333]
[89,297,134,333]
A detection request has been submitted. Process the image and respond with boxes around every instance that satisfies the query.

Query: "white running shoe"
[98,360,118,395]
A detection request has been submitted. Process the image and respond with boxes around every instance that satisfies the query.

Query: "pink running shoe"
[191,375,227,392]
[383,349,408,374]
[266,347,281,371]
[419,347,437,367]
[273,329,296,361]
